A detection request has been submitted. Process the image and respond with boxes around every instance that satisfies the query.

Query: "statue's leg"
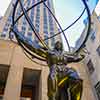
[66,68,83,100]
[47,65,58,100]
[69,79,83,100]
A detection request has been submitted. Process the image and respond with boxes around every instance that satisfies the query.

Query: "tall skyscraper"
[0,0,61,48]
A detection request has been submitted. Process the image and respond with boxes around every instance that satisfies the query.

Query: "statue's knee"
[70,79,83,94]
[69,79,83,100]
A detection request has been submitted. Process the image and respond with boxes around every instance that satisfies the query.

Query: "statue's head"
[54,41,63,51]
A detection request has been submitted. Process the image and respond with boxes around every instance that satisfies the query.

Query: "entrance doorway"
[0,64,9,99]
[20,68,41,100]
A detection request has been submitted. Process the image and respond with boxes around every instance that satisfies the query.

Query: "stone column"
[41,66,49,100]
[3,46,24,100]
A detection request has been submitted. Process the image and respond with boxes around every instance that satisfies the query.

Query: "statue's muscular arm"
[64,52,85,63]
[18,35,48,58]
[68,55,84,63]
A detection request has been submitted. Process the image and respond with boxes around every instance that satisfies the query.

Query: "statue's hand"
[78,47,89,58]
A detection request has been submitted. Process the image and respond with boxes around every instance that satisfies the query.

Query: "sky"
[0,0,100,50]
[0,0,100,16]
[53,0,99,50]
[0,0,11,16]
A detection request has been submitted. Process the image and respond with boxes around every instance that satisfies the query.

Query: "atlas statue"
[17,36,86,100]
[10,0,91,100]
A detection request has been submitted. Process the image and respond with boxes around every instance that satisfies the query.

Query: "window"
[28,27,32,31]
[9,32,14,39]
[8,16,12,22]
[44,35,48,45]
[23,21,26,25]
[35,23,39,28]
[50,32,54,35]
[90,29,96,41]
[35,4,40,33]
[0,65,9,97]
[97,16,100,22]
[51,37,55,47]
[91,31,96,41]
[96,45,100,56]
[31,11,34,22]
[32,0,35,4]
[0,34,6,38]
[44,30,48,34]
[28,32,32,36]
[50,27,54,31]
[22,26,26,31]
[95,81,100,100]
[3,27,8,32]
[36,28,39,33]
[87,59,95,74]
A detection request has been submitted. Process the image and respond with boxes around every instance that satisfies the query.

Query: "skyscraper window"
[96,45,100,56]
[87,59,95,74]
[22,26,26,31]
[3,27,8,32]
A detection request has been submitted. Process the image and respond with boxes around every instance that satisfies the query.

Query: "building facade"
[83,12,100,100]
[0,0,97,100]
[75,11,100,100]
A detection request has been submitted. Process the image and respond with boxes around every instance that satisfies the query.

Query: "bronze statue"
[46,41,84,100]
[19,37,85,100]
[10,0,91,99]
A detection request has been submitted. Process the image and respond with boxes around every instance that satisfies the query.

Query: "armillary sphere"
[10,0,91,65]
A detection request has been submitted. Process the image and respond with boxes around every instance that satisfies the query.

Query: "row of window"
[2,15,13,38]
[21,0,31,35]
[27,0,35,40]
[34,0,40,43]
[43,6,48,45]
[47,0,55,46]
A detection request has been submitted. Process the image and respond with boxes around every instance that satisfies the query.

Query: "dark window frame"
[96,45,100,56]
[87,59,95,74]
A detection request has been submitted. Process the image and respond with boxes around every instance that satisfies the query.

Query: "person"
[19,38,84,100]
